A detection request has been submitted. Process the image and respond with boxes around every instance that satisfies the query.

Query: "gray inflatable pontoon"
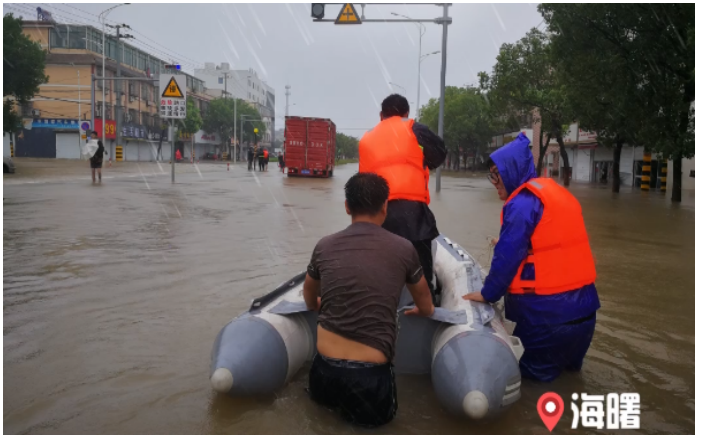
[210,234,525,420]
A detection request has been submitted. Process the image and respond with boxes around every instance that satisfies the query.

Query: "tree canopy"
[540,3,695,201]
[202,98,266,147]
[4,13,48,134]
[479,28,575,185]
[180,96,202,137]
[335,132,359,159]
[420,85,496,171]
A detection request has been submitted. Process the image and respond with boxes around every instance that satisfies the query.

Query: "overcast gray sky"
[5,2,543,137]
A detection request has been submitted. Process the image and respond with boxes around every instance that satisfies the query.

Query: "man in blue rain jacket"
[463,133,600,382]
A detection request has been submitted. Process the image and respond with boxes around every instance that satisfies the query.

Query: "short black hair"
[344,172,389,216]
[486,156,495,169]
[91,130,98,136]
[381,94,410,118]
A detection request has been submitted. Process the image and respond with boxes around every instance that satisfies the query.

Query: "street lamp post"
[392,12,440,120]
[389,82,407,96]
[99,3,129,159]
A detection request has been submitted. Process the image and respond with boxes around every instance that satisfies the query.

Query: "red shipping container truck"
[284,116,336,178]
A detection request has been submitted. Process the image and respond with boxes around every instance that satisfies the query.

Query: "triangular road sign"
[335,3,361,24]
[162,76,184,98]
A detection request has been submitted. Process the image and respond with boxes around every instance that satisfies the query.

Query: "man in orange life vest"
[359,94,446,305]
[463,133,600,382]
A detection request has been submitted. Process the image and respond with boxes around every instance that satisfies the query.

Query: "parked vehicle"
[284,116,336,178]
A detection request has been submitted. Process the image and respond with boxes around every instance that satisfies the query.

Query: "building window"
[142,111,151,127]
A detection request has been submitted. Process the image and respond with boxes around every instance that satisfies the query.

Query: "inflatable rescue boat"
[210,234,525,420]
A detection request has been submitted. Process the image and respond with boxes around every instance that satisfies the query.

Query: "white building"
[541,122,694,191]
[194,63,275,148]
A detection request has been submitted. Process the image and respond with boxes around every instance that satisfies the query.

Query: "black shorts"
[308,353,397,428]
[90,160,103,169]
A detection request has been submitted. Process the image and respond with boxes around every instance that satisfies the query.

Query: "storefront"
[121,122,164,162]
[174,130,222,160]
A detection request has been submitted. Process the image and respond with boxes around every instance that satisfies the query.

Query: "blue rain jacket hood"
[489,132,536,196]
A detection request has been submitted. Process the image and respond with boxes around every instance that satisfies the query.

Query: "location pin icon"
[537,392,564,432]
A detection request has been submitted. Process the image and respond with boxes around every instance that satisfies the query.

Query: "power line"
[59,3,202,67]
[15,3,202,72]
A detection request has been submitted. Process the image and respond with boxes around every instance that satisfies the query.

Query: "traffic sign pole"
[171,120,175,183]
[159,73,187,183]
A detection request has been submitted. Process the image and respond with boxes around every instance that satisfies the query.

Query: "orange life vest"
[264,150,269,159]
[501,177,597,295]
[359,116,430,204]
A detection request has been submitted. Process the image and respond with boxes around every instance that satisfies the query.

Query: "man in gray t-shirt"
[303,172,434,428]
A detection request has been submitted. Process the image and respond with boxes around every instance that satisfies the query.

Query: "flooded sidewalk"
[3,162,695,434]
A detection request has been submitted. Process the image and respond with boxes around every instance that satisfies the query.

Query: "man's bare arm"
[303,274,322,311]
[404,276,435,317]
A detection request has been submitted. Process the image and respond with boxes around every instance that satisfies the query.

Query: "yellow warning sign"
[162,76,184,98]
[335,3,361,24]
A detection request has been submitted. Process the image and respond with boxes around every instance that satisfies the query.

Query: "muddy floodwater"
[3,160,695,434]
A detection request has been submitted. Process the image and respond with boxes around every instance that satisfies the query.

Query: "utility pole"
[77,69,81,153]
[233,74,238,161]
[285,84,291,117]
[222,71,232,159]
[435,4,450,193]
[108,23,133,162]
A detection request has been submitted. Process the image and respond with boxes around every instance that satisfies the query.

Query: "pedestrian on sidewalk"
[263,149,269,171]
[83,130,106,184]
[279,152,286,173]
[247,148,254,171]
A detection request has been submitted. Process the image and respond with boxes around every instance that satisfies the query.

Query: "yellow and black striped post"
[659,159,667,192]
[10,141,14,158]
[641,151,651,191]
[115,145,124,162]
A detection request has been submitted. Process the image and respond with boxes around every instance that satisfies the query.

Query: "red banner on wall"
[94,118,117,139]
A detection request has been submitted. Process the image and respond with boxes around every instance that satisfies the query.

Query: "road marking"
[193,162,203,179]
[266,186,280,207]
[137,164,152,190]
[252,171,261,187]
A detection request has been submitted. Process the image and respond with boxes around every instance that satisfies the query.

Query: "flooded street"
[3,160,695,434]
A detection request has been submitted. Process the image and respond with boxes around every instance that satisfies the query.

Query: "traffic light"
[311,3,325,20]
[164,64,181,70]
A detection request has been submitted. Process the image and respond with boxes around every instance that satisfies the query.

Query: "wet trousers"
[411,239,438,306]
[514,313,596,382]
[308,354,397,428]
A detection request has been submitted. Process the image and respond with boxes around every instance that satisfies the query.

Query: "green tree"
[182,96,202,135]
[203,98,266,154]
[479,29,575,185]
[540,3,694,201]
[420,86,496,171]
[335,132,359,160]
[235,99,266,145]
[3,13,49,134]
[175,97,202,158]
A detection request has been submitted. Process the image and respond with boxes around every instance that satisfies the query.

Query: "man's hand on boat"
[303,274,322,311]
[463,291,487,303]
[403,276,436,317]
